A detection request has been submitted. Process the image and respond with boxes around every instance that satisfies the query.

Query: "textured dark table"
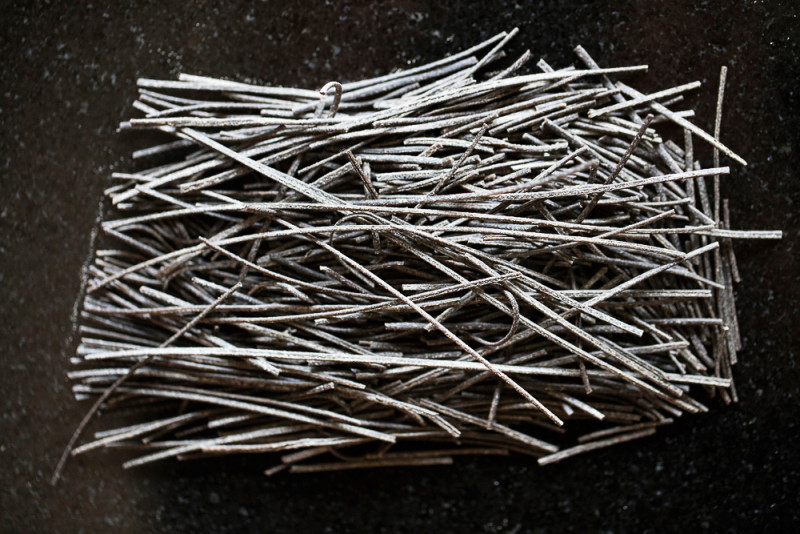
[2,1,798,532]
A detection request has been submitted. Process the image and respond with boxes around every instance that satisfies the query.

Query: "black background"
[2,1,798,532]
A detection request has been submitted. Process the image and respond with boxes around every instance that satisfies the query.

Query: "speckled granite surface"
[1,1,798,532]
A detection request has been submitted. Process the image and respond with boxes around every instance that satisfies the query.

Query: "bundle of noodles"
[56,29,781,480]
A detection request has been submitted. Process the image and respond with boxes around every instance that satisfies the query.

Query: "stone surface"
[1,1,798,532]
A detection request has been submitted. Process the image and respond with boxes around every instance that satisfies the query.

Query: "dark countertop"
[1,1,798,532]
